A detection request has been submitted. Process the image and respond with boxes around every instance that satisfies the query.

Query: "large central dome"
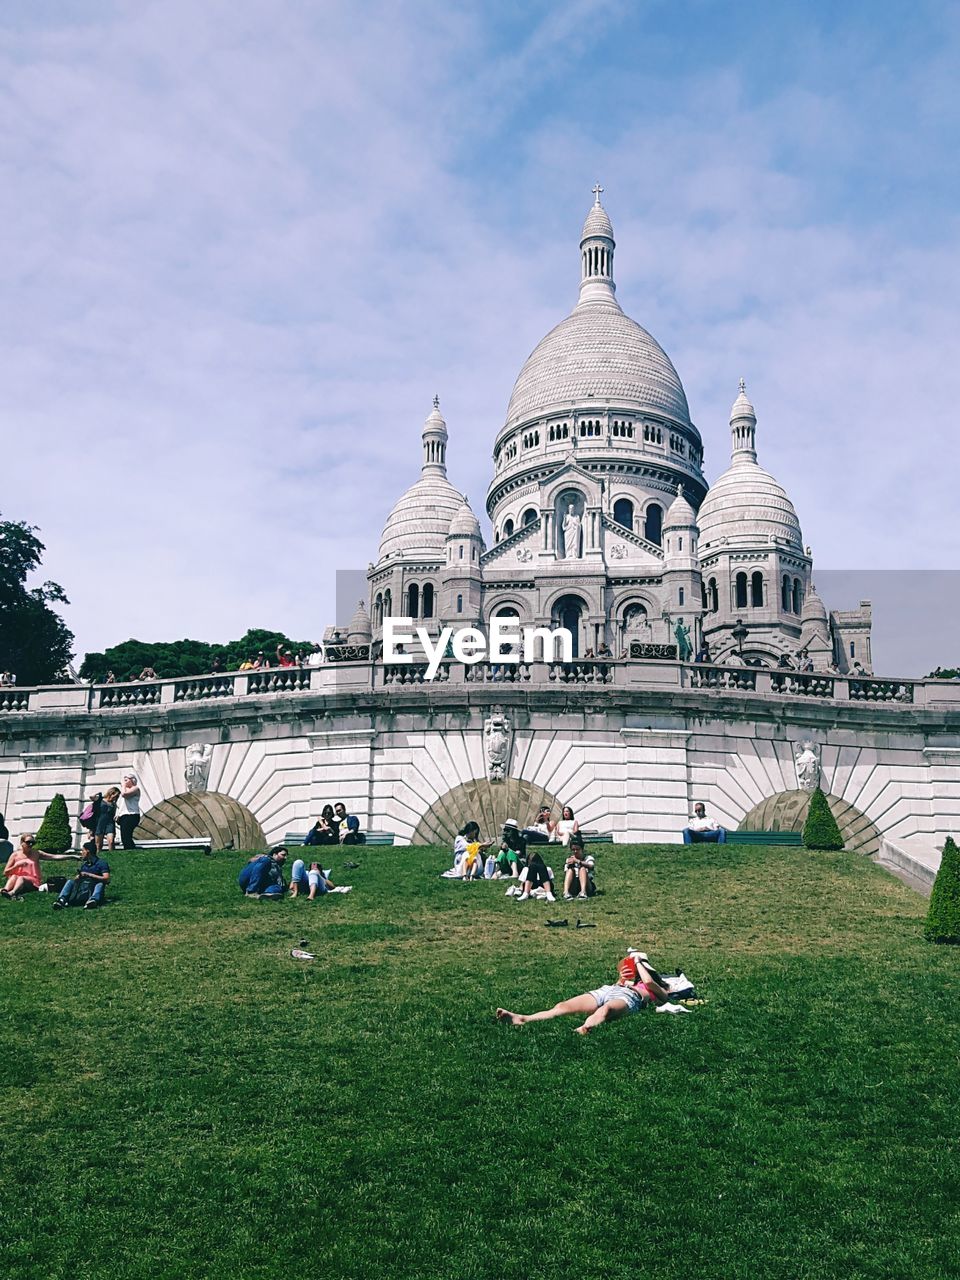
[502,194,692,430]
[505,303,691,427]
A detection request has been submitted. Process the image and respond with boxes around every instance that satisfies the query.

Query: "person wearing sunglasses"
[2,834,80,900]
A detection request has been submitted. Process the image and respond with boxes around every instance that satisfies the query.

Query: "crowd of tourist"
[236,801,363,900]
[444,805,599,903]
[80,773,141,850]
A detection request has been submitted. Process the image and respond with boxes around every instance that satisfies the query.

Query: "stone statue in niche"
[484,710,512,783]
[794,740,820,792]
[185,742,214,793]
[560,501,582,559]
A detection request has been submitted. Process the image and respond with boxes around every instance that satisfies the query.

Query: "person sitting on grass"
[495,820,527,878]
[562,834,596,900]
[522,805,554,845]
[2,834,80,899]
[682,802,727,844]
[459,822,491,880]
[553,805,579,846]
[496,950,670,1035]
[238,846,288,898]
[289,858,335,899]
[52,840,111,910]
[516,847,556,902]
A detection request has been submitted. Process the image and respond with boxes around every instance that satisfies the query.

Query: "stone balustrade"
[2,660,959,715]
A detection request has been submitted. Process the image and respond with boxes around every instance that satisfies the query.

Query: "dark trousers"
[118,814,140,849]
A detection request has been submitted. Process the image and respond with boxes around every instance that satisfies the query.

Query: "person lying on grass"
[496,950,669,1035]
[289,859,335,899]
[2,834,80,899]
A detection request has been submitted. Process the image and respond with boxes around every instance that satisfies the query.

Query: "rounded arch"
[411,777,564,846]
[643,501,663,545]
[484,596,530,624]
[737,789,880,855]
[522,506,538,526]
[138,792,267,852]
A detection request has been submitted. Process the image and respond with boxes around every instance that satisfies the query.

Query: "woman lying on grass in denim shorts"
[496,950,669,1035]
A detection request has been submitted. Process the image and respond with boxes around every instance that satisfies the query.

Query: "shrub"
[34,793,73,855]
[802,787,843,851]
[924,835,960,944]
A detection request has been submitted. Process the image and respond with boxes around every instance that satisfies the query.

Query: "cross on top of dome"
[592,182,604,205]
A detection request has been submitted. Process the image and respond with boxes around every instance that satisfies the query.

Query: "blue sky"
[2,0,958,666]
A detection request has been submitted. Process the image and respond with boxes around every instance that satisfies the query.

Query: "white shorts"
[588,984,644,1015]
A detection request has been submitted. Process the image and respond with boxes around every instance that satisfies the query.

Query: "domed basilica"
[367,192,872,672]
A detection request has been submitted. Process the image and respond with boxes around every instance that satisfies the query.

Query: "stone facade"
[367,195,871,672]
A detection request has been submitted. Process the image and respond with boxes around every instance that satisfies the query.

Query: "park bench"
[729,830,804,846]
[579,830,614,845]
[135,837,214,854]
[283,830,396,847]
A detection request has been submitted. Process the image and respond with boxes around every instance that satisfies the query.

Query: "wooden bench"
[730,830,804,846]
[136,837,213,854]
[283,831,395,848]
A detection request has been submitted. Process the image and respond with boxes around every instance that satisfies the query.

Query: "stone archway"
[138,792,267,852]
[411,778,563,847]
[738,789,880,855]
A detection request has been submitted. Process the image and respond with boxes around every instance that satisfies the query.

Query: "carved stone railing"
[325,645,371,663]
[688,664,758,692]
[382,663,442,685]
[770,671,835,699]
[247,668,311,695]
[629,642,678,660]
[0,688,29,712]
[849,677,914,704]
[174,676,237,702]
[464,662,532,683]
[549,661,614,684]
[98,682,162,708]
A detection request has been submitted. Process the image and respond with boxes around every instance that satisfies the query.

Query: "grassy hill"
[1,843,958,1280]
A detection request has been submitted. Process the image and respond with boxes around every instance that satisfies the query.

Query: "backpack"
[79,798,100,830]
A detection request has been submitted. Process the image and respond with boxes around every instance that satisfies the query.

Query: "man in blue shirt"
[52,840,111,909]
[333,803,361,845]
[238,846,288,897]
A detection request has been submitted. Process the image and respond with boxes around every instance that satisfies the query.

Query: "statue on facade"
[794,740,820,792]
[484,710,512,783]
[185,742,214,793]
[674,619,693,662]
[561,503,582,559]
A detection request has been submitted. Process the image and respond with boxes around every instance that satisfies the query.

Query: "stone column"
[307,729,377,828]
[17,750,90,844]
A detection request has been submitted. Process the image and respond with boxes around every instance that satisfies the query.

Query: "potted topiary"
[802,787,844,851]
[34,793,73,855]
[924,835,960,944]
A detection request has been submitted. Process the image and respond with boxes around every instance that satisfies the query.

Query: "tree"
[35,793,73,855]
[802,787,844,851]
[924,835,960,944]
[0,515,74,685]
[80,629,317,683]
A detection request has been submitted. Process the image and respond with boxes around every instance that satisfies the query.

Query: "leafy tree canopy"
[0,514,74,685]
[80,629,318,684]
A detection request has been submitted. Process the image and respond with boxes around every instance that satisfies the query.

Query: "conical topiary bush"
[802,787,844,851]
[34,793,73,855]
[924,835,960,944]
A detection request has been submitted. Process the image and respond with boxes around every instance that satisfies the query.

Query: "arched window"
[458,545,464,560]
[522,507,537,526]
[374,594,383,628]
[751,572,764,608]
[709,578,719,612]
[644,503,663,545]
[383,588,392,617]
[701,582,708,609]
[678,587,685,605]
[735,573,748,609]
[407,582,419,617]
[503,518,514,539]
[792,578,803,614]
[456,594,463,613]
[421,583,434,619]
[782,575,791,612]
[613,498,634,531]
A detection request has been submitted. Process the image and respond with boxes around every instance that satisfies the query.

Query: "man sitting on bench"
[682,802,727,844]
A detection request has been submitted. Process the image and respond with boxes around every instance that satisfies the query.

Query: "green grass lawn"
[1,843,958,1280]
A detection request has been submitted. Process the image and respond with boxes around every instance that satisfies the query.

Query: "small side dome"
[664,483,697,529]
[447,497,482,540]
[581,202,614,243]
[801,584,829,624]
[347,599,372,643]
[730,377,756,423]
